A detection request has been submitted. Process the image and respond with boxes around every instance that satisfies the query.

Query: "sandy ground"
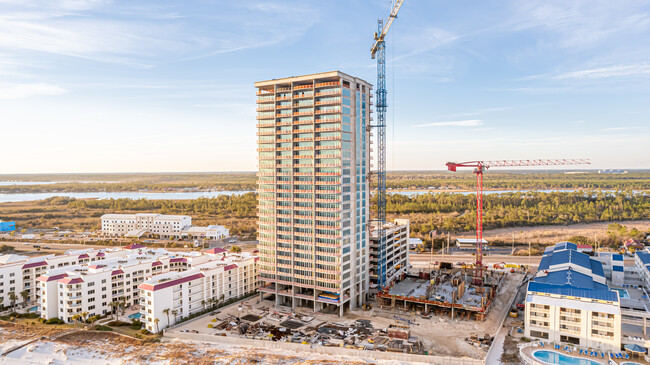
[483,219,650,244]
[0,322,375,365]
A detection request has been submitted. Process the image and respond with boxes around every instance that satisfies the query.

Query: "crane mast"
[371,0,404,289]
[446,158,590,284]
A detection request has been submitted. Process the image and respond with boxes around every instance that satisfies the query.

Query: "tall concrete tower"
[255,71,372,316]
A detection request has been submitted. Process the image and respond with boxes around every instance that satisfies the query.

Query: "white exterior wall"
[141,256,258,333]
[101,214,192,237]
[525,293,621,351]
[0,263,24,308]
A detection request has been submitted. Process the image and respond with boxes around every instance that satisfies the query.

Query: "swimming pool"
[533,350,603,365]
[28,306,39,313]
[621,362,642,365]
[128,312,142,319]
[613,288,630,298]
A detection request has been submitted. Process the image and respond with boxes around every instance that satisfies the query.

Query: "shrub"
[95,325,113,331]
[140,329,151,335]
[207,324,213,328]
[211,319,217,322]
[45,318,64,325]
[107,320,130,327]
[130,321,143,330]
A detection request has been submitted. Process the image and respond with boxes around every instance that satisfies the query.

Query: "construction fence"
[164,330,485,365]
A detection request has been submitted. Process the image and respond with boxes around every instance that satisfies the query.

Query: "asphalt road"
[409,252,542,267]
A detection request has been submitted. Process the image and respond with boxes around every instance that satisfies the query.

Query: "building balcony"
[276,113,292,118]
[257,147,274,152]
[276,96,291,101]
[293,119,314,126]
[314,99,340,106]
[315,117,341,123]
[293,111,313,116]
[315,172,340,176]
[256,106,274,112]
[315,81,339,88]
[315,163,340,168]
[315,109,341,115]
[276,104,292,109]
[276,119,292,126]
[293,93,313,99]
[315,267,339,275]
[315,127,341,132]
[314,91,340,97]
[315,145,341,150]
[294,137,313,142]
[256,114,274,120]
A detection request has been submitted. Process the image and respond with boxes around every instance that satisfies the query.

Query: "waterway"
[0,189,641,203]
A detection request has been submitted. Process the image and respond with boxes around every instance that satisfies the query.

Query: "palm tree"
[20,290,29,307]
[219,294,225,307]
[163,308,170,326]
[201,299,206,311]
[109,301,119,319]
[171,309,178,325]
[89,315,99,329]
[154,318,160,333]
[230,246,241,253]
[8,292,17,312]
[71,314,80,325]
[81,311,89,324]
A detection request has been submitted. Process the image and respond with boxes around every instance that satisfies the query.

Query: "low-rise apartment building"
[139,252,258,333]
[525,242,621,351]
[0,248,126,309]
[101,213,192,238]
[31,245,257,332]
[181,225,230,240]
[369,219,410,289]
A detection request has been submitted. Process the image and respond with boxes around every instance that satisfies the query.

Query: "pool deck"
[521,344,649,365]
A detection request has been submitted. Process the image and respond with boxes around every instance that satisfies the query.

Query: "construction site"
[377,268,506,322]
[168,267,524,360]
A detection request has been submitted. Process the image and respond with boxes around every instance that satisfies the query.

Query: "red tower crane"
[445,159,591,284]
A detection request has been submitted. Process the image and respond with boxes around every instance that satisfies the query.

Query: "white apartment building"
[34,245,257,331]
[182,225,230,240]
[525,242,621,351]
[101,213,192,238]
[0,249,121,309]
[139,252,257,333]
[369,219,410,288]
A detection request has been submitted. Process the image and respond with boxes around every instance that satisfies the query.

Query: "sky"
[1,0,649,173]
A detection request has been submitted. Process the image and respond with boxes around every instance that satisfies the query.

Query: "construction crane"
[445,159,591,284]
[371,0,405,289]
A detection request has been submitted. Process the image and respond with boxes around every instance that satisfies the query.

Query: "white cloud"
[555,63,650,79]
[413,119,483,128]
[601,127,631,131]
[0,83,67,99]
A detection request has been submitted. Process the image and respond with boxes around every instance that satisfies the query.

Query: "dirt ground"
[172,273,525,360]
[483,219,650,244]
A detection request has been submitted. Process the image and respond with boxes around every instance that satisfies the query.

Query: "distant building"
[369,219,410,288]
[456,238,488,250]
[576,244,593,253]
[101,213,191,238]
[623,239,644,251]
[598,169,628,174]
[525,242,621,351]
[409,238,423,250]
[0,220,15,232]
[182,225,230,240]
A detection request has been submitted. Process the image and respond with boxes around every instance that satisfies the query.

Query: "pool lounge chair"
[625,353,629,359]
[539,342,544,347]
[600,352,604,358]
[579,349,583,354]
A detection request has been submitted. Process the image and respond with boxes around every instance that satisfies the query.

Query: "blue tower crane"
[370,0,404,289]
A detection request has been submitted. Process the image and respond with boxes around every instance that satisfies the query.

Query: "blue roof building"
[0,220,15,232]
[525,242,621,351]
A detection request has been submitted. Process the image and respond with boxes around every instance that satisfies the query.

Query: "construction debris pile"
[377,268,505,321]
[206,307,426,354]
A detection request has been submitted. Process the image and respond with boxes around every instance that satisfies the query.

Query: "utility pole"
[528,241,531,268]
[512,232,515,255]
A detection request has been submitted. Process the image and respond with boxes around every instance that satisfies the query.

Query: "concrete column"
[339,303,344,317]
